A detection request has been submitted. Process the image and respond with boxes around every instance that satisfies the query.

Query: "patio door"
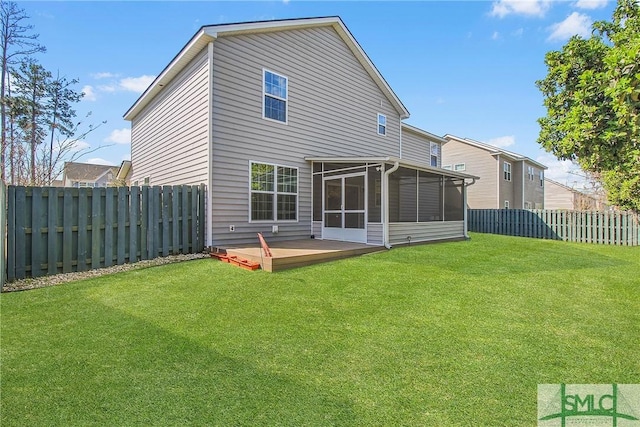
[322,173,367,243]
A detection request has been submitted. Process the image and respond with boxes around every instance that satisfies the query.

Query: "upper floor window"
[504,200,510,209]
[442,165,452,170]
[430,142,439,167]
[263,69,288,123]
[250,161,298,222]
[539,170,544,186]
[503,162,512,181]
[377,114,386,136]
[454,163,466,172]
[524,201,532,209]
[527,166,535,181]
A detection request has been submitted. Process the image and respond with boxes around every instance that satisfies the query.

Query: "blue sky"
[21,0,616,187]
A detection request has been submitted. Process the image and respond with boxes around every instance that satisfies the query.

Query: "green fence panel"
[467,208,639,246]
[4,184,205,283]
[0,182,6,287]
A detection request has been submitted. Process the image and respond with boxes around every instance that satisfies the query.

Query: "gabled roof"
[63,162,118,182]
[443,134,547,169]
[401,123,448,145]
[124,16,409,121]
[544,177,587,194]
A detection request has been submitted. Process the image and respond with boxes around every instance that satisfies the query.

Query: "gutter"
[382,161,400,249]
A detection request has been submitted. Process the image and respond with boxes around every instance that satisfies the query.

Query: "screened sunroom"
[306,157,478,247]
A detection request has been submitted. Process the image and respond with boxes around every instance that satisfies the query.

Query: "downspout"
[496,154,501,209]
[383,161,400,249]
[206,40,215,247]
[464,178,477,239]
[521,161,525,209]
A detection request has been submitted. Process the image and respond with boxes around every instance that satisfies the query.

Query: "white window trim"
[249,160,299,223]
[527,166,535,181]
[539,170,544,187]
[454,163,466,172]
[504,200,510,209]
[430,142,440,167]
[504,161,512,182]
[377,113,387,136]
[262,68,288,125]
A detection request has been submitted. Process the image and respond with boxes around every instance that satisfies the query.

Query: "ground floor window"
[250,161,298,221]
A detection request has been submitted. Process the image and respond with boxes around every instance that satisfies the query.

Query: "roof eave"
[401,123,447,144]
[124,28,215,121]
[304,156,479,180]
[124,16,410,121]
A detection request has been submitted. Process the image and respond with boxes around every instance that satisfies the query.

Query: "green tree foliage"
[537,0,640,211]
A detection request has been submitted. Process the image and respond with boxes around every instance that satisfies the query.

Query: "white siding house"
[125,17,477,248]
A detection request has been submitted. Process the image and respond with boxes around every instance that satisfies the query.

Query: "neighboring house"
[62,162,119,188]
[115,160,132,186]
[442,135,546,209]
[544,178,602,210]
[124,16,477,248]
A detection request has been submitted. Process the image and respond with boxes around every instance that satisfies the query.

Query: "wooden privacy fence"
[468,209,640,246]
[6,185,206,282]
[1,182,6,287]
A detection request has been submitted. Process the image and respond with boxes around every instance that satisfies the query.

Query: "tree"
[11,58,49,184]
[0,0,45,182]
[46,71,83,183]
[536,0,640,211]
[9,58,104,186]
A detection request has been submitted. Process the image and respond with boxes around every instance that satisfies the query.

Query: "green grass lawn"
[1,233,639,426]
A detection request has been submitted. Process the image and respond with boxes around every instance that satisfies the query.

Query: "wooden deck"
[215,239,385,272]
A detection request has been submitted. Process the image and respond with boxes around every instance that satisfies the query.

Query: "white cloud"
[547,12,593,41]
[490,0,551,18]
[492,31,501,40]
[86,157,114,166]
[574,0,608,9]
[119,75,155,93]
[104,128,131,145]
[536,152,587,188]
[488,135,516,148]
[97,84,117,93]
[81,85,97,101]
[91,72,119,80]
[512,28,524,37]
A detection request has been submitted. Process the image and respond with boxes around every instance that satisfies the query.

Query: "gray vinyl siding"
[544,180,575,210]
[389,221,464,245]
[131,48,210,186]
[442,141,497,208]
[510,161,522,208]
[523,163,544,208]
[367,223,383,245]
[401,129,439,167]
[210,26,402,246]
[312,221,321,238]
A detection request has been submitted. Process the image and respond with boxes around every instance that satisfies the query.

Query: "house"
[115,160,132,186]
[442,135,546,209]
[544,178,602,210]
[62,162,119,188]
[124,17,477,249]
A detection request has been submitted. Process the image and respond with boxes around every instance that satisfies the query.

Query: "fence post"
[0,182,6,288]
